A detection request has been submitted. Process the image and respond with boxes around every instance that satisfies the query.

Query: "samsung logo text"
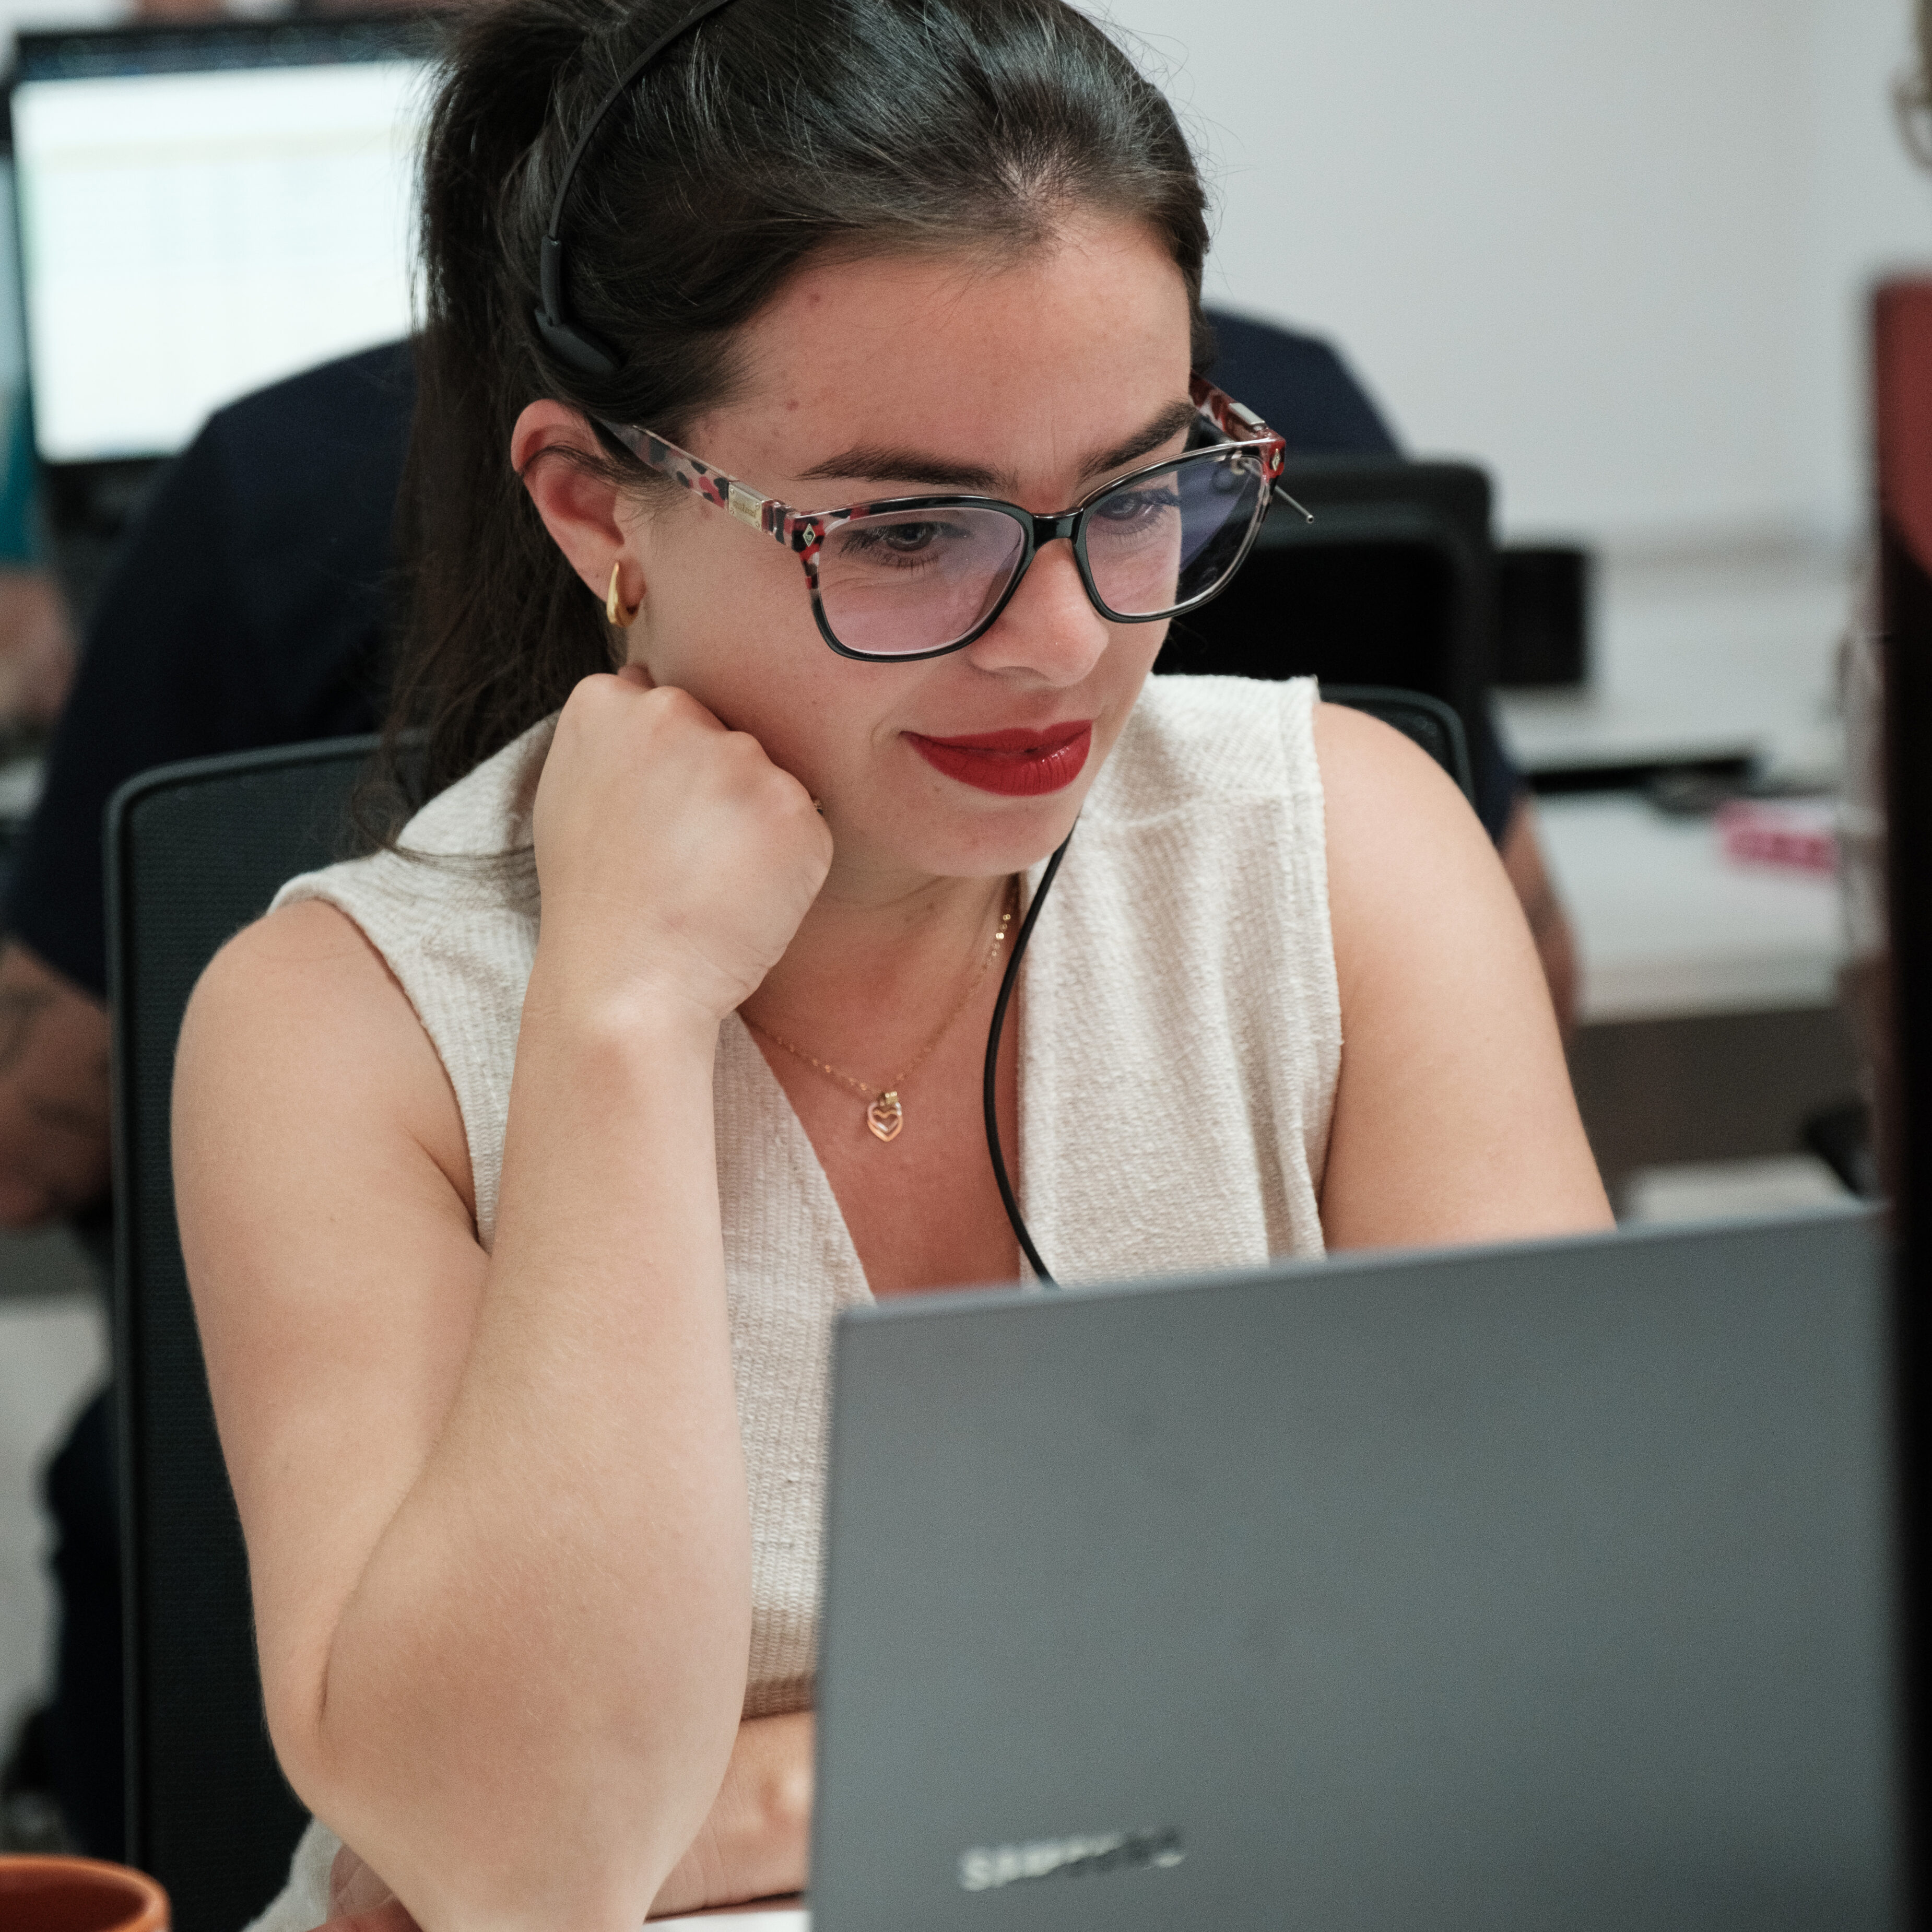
[957,1826,1185,1892]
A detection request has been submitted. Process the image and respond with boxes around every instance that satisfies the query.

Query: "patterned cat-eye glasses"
[599,375,1302,663]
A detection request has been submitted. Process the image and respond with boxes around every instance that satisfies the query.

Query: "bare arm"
[0,568,77,728]
[1314,702,1609,1248]
[646,1710,812,1915]
[176,676,831,1932]
[1498,795,1581,1042]
[326,1711,814,1926]
[0,938,111,1227]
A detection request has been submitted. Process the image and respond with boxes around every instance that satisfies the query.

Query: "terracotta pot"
[0,1855,169,1932]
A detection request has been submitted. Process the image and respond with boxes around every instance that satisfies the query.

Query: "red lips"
[905,721,1094,796]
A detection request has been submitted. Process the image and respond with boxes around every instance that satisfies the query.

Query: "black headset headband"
[535,0,745,378]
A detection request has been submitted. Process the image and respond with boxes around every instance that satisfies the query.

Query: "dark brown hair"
[381,0,1213,809]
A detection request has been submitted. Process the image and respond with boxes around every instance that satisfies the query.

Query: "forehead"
[709,216,1194,484]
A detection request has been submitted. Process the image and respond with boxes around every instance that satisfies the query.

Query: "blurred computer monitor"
[8,15,434,467]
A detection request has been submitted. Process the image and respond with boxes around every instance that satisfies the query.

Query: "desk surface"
[1534,791,1843,1024]
[663,1908,806,1926]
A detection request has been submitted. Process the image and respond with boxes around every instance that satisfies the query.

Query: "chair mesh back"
[108,737,380,1932]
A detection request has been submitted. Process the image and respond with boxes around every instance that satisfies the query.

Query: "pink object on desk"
[1716,798,1839,876]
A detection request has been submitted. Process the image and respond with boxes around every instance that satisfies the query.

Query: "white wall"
[1099,0,1932,549]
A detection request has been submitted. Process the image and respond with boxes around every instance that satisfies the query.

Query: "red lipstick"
[906,721,1093,796]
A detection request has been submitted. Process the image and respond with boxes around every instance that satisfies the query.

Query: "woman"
[174,0,1610,1925]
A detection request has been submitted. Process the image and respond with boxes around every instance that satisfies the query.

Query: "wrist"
[728,1712,814,1895]
[521,945,725,1064]
[650,1713,813,1916]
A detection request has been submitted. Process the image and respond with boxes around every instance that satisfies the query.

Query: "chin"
[870,786,1089,882]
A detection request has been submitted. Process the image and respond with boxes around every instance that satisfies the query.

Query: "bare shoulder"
[1310,696,1490,859]
[1309,698,1504,989]
[190,894,402,1010]
[179,896,474,1223]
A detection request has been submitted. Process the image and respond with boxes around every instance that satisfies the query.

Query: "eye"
[841,519,962,559]
[880,521,948,553]
[1094,485,1180,525]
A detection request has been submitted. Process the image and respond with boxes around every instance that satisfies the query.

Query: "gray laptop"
[812,1206,1898,1931]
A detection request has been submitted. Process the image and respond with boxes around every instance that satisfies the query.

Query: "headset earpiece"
[536,236,620,378]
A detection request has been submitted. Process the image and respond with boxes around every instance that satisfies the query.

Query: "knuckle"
[556,672,625,744]
[565,669,618,712]
[656,686,707,726]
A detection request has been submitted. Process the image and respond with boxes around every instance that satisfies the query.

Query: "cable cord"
[982,826,1075,1287]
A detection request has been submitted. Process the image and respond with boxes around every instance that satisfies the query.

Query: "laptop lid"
[814,1206,1897,1931]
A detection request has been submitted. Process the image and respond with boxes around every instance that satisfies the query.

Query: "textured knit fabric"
[242,672,1339,1932]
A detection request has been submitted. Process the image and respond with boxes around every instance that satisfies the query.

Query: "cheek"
[639,521,900,783]
[639,514,821,705]
[1091,621,1167,732]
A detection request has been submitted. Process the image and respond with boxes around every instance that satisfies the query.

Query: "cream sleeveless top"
[242,673,1340,1931]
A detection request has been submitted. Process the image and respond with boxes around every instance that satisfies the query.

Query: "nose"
[963,535,1112,686]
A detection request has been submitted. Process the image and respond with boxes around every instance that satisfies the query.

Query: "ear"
[512,401,640,607]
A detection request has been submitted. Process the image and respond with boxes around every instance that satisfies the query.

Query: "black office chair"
[108,734,382,1932]
[1158,456,1497,777]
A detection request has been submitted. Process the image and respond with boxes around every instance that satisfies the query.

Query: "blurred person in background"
[0,319,76,737]
[1210,313,1578,1033]
[0,574,75,731]
[0,339,407,1856]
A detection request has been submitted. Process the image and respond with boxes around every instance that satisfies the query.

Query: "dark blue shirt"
[1205,312,1401,456]
[5,343,410,996]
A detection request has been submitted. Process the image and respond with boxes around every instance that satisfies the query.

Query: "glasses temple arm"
[599,418,804,548]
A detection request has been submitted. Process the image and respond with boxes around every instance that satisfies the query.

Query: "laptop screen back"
[816,1209,1896,1931]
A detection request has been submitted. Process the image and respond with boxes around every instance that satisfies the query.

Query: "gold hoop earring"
[605,560,639,628]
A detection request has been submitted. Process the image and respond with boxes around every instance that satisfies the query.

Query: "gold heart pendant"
[867,1092,904,1142]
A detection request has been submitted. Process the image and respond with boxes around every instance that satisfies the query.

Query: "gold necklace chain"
[743,876,1019,1144]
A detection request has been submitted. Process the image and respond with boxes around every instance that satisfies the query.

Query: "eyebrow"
[794,396,1200,496]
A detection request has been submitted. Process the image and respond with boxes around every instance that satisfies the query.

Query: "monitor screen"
[10,21,433,464]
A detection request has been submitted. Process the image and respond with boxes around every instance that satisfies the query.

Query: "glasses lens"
[1082,449,1267,619]
[815,506,1027,657]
